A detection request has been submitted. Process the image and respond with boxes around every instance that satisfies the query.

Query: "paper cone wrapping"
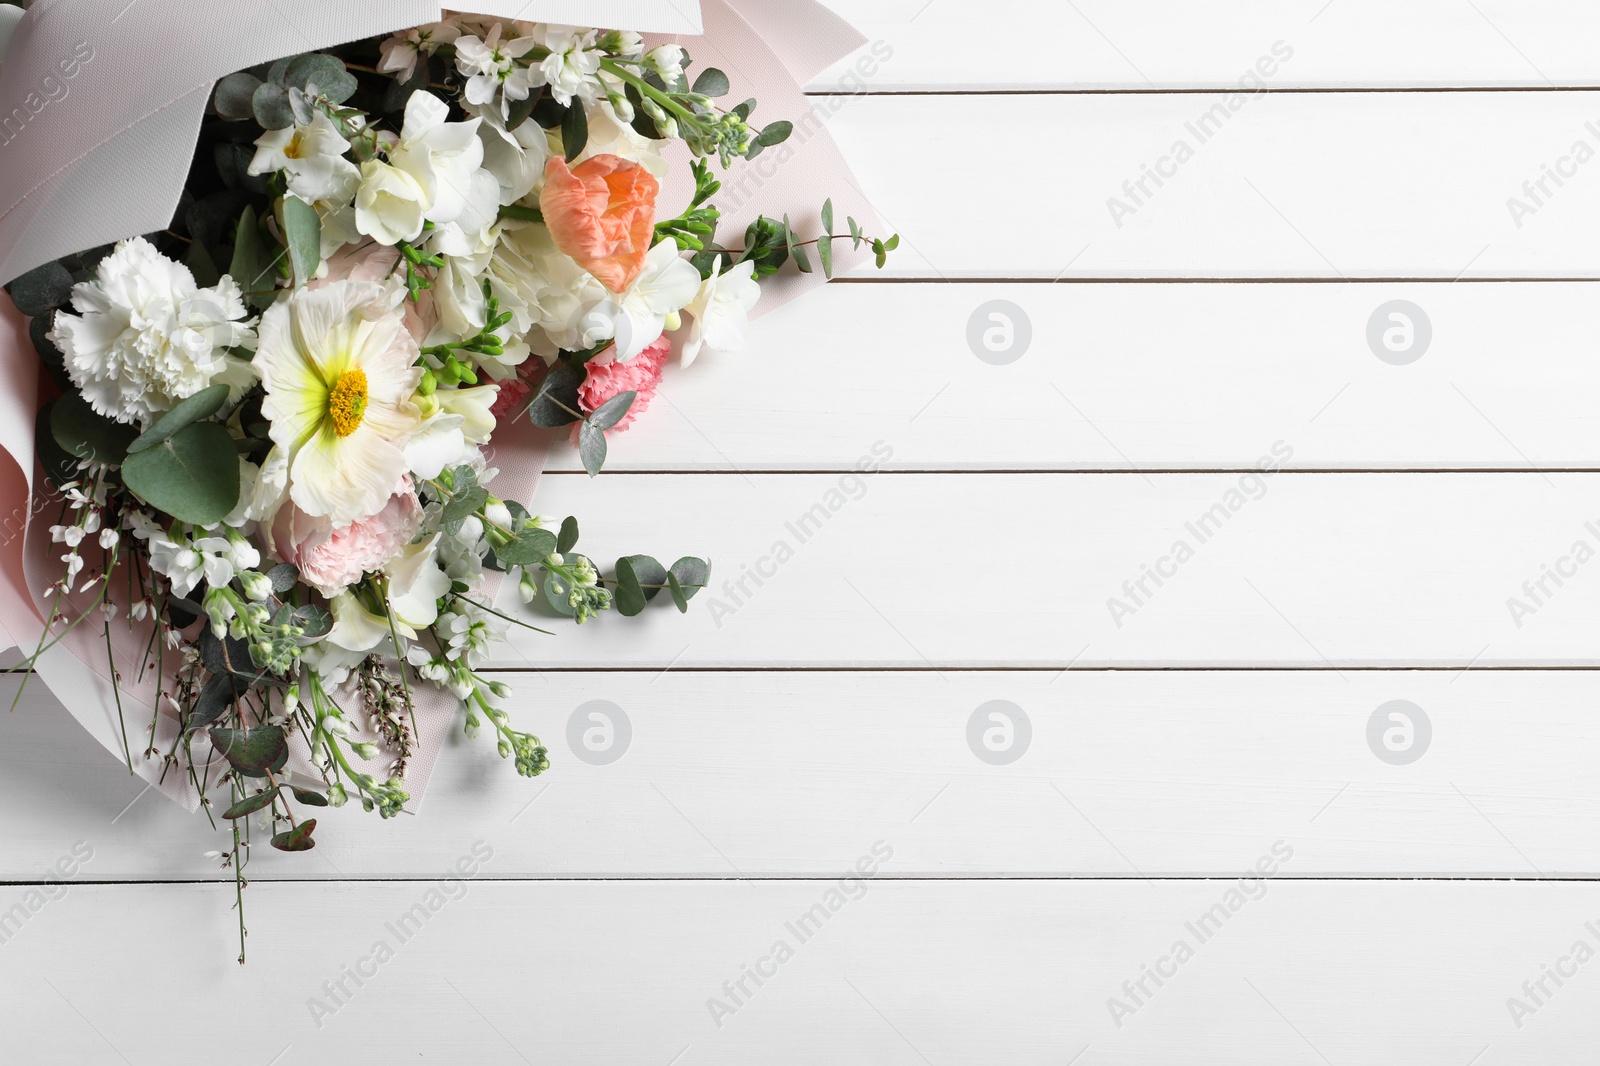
[0,0,875,810]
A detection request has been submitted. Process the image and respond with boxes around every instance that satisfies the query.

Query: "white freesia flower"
[681,256,761,366]
[255,281,424,524]
[323,535,451,672]
[49,238,258,427]
[406,384,500,481]
[377,22,461,83]
[476,111,552,205]
[247,111,358,206]
[455,24,539,118]
[647,44,686,85]
[588,239,702,361]
[355,160,429,245]
[425,169,503,259]
[532,25,603,107]
[388,91,486,226]
[579,99,668,177]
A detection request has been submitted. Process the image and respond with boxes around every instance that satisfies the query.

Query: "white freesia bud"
[283,686,300,717]
[239,571,273,602]
[484,501,513,531]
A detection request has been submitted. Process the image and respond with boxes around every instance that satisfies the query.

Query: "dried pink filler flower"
[577,335,671,433]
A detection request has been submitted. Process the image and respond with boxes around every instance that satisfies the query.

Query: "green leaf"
[266,562,298,592]
[527,362,584,428]
[229,206,280,310]
[692,67,731,97]
[283,195,322,288]
[821,199,834,232]
[781,215,812,274]
[495,526,558,567]
[271,818,317,852]
[185,240,221,288]
[9,261,74,317]
[120,422,241,525]
[757,120,793,147]
[578,420,608,478]
[615,555,668,616]
[669,557,711,605]
[587,390,636,431]
[290,787,329,807]
[209,725,288,774]
[440,466,487,530]
[562,102,589,162]
[213,72,264,121]
[34,404,80,487]
[51,392,137,466]
[213,142,272,196]
[613,556,647,617]
[30,314,70,391]
[252,82,294,129]
[666,571,689,612]
[127,384,229,455]
[190,672,248,730]
[292,603,332,639]
[731,98,756,120]
[557,516,580,554]
[223,788,279,820]
[848,216,864,249]
[544,568,577,617]
[818,233,833,279]
[284,54,356,103]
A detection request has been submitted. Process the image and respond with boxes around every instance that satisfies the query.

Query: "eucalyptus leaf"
[440,467,487,529]
[821,199,834,232]
[30,314,70,391]
[127,384,229,455]
[692,67,731,97]
[669,557,711,604]
[266,562,298,592]
[292,603,333,640]
[252,82,294,129]
[9,260,74,316]
[223,788,279,819]
[496,526,558,567]
[818,233,833,279]
[213,72,263,120]
[290,787,330,807]
[666,571,689,612]
[587,390,636,431]
[271,818,317,852]
[283,195,322,287]
[284,54,356,103]
[757,120,793,147]
[190,672,248,730]
[229,206,281,310]
[578,420,608,478]
[617,555,668,615]
[562,101,589,161]
[120,422,241,525]
[209,725,288,774]
[51,392,136,465]
[185,240,221,288]
[527,362,584,428]
[34,404,79,487]
[557,516,580,554]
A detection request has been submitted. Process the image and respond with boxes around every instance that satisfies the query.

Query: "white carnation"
[48,238,258,427]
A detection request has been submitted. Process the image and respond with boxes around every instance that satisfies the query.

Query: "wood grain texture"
[545,281,1600,472]
[484,472,1600,668]
[814,93,1600,278]
[6,879,1597,1064]
[814,0,1600,90]
[8,671,1600,880]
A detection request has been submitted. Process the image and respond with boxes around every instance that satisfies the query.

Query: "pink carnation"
[577,336,671,433]
[269,483,423,596]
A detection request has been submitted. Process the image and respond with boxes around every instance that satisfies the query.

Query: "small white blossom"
[454,24,539,119]
[647,44,686,86]
[377,21,462,83]
[248,111,359,207]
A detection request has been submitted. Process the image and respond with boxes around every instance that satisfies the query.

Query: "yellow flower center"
[284,130,308,160]
[328,368,369,438]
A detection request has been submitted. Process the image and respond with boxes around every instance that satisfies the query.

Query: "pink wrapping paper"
[0,0,876,811]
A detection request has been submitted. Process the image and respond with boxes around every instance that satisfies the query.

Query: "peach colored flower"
[576,336,670,435]
[269,483,424,597]
[539,153,658,293]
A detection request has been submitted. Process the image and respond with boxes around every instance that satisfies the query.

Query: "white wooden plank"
[486,472,1600,668]
[815,0,1600,90]
[549,281,1600,472]
[815,93,1600,277]
[5,879,1597,1063]
[10,670,1600,881]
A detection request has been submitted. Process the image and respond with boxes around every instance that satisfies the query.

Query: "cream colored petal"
[289,424,408,524]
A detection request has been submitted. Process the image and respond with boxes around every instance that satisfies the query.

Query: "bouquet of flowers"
[0,4,892,958]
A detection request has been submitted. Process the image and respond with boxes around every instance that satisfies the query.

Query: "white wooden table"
[8,2,1600,1061]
